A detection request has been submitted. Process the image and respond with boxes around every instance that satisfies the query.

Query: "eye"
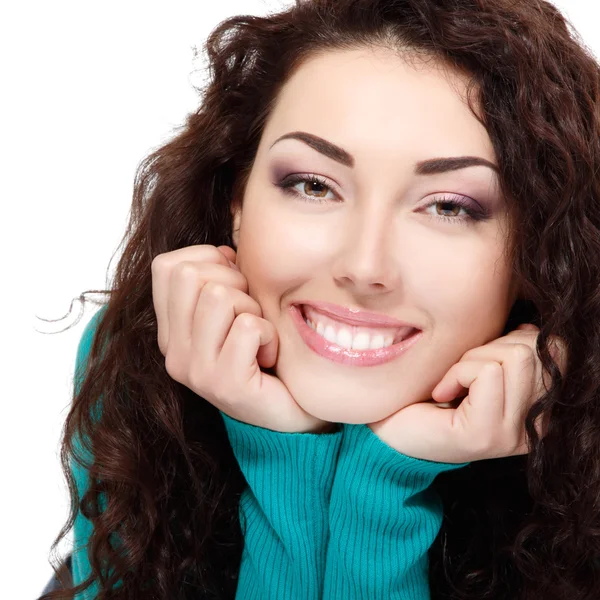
[422,194,485,225]
[274,174,488,225]
[274,173,339,203]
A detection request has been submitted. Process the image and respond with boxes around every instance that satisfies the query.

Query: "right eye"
[275,173,340,203]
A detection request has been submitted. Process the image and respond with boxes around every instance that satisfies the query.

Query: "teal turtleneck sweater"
[70,308,469,599]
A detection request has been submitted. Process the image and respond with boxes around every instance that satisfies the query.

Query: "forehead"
[262,47,496,167]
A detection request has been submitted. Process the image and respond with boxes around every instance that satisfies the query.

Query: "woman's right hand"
[151,244,332,433]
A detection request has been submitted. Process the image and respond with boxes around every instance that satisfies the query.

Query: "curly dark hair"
[40,0,600,598]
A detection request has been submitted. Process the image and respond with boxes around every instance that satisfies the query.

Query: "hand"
[368,323,568,463]
[151,244,329,433]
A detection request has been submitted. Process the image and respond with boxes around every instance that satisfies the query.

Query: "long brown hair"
[42,1,600,598]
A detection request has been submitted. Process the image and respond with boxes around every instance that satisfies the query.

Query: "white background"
[2,1,597,597]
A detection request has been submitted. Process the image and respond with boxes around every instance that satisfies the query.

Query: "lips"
[296,300,419,328]
[296,301,420,344]
[289,304,423,366]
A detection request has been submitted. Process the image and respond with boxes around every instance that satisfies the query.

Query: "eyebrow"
[269,131,499,175]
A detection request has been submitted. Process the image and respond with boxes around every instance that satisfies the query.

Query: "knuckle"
[208,245,227,262]
[199,245,228,267]
[482,361,503,377]
[151,254,166,275]
[164,351,186,383]
[201,281,229,300]
[157,334,167,357]
[512,343,535,366]
[172,260,198,279]
[460,347,476,361]
[234,312,257,331]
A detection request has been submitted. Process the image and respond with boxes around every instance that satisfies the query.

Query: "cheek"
[414,238,513,332]
[238,202,332,280]
[235,204,310,308]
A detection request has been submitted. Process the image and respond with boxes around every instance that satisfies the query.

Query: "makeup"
[289,304,422,367]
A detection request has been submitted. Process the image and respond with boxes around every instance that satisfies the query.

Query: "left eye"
[430,201,463,217]
[424,198,470,218]
[420,194,484,223]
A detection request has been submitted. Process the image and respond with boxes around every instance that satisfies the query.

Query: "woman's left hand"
[368,323,568,464]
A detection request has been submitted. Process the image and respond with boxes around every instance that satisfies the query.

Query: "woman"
[41,0,600,598]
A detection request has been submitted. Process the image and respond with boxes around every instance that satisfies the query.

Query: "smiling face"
[230,47,520,424]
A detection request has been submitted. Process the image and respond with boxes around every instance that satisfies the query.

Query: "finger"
[496,344,537,447]
[152,245,232,354]
[502,327,568,387]
[218,313,279,397]
[190,283,263,370]
[163,260,247,356]
[431,368,469,404]
[456,362,506,453]
[476,333,566,420]
[451,338,549,450]
[449,341,539,430]
[216,245,238,267]
[370,401,455,462]
[515,323,539,332]
[433,360,505,438]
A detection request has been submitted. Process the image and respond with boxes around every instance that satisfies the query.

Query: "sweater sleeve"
[68,307,344,600]
[323,422,470,600]
[219,410,343,600]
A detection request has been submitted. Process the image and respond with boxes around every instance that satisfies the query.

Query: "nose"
[331,209,400,295]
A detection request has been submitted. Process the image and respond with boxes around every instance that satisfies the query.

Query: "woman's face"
[231,47,519,424]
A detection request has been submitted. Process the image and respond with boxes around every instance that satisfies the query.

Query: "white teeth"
[336,328,353,349]
[306,318,396,350]
[351,332,371,350]
[323,325,337,344]
[370,335,386,350]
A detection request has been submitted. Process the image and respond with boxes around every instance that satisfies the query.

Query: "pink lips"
[289,304,422,367]
[298,300,419,329]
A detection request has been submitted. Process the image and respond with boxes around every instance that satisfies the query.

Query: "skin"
[230,46,521,425]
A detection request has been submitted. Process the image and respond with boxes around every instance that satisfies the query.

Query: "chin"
[292,394,400,425]
[272,354,428,425]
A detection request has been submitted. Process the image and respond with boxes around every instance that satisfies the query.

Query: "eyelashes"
[275,173,335,202]
[274,173,489,225]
